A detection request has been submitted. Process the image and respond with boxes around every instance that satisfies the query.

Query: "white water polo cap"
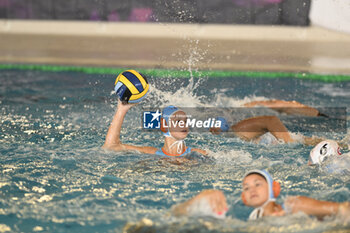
[309,140,341,165]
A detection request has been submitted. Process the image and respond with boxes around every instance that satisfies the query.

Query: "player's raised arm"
[103,70,156,154]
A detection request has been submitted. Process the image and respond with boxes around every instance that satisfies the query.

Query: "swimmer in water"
[308,140,350,174]
[172,169,350,221]
[210,99,336,145]
[243,99,328,117]
[308,140,342,166]
[210,115,328,146]
[211,115,298,143]
[103,101,207,157]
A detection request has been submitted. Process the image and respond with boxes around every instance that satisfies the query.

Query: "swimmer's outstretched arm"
[191,148,208,155]
[302,136,326,146]
[233,117,334,146]
[243,100,326,117]
[231,116,294,143]
[103,101,157,154]
[243,100,322,117]
[172,189,227,217]
[284,196,350,220]
[210,116,333,146]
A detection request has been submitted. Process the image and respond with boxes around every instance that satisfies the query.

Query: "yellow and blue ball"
[114,70,149,103]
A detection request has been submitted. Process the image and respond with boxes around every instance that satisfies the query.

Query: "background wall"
[0,0,311,25]
[310,0,350,34]
[1,0,349,75]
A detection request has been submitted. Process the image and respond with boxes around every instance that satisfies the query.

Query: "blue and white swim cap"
[216,117,230,132]
[243,169,281,220]
[162,106,180,137]
[243,169,280,201]
[309,140,341,165]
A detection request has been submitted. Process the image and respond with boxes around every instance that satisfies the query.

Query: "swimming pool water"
[0,70,349,232]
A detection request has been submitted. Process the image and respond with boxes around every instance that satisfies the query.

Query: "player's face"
[242,174,269,208]
[169,111,189,140]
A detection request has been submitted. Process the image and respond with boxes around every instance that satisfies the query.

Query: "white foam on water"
[319,84,350,97]
[290,132,306,143]
[208,149,253,165]
[186,198,226,219]
[147,82,206,108]
[149,79,273,110]
[213,94,269,108]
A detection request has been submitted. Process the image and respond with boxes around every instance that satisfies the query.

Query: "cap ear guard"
[337,147,342,155]
[272,180,281,198]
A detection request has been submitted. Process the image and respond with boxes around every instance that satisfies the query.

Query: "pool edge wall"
[0,20,350,75]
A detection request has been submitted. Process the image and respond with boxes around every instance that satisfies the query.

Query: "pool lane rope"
[0,64,349,82]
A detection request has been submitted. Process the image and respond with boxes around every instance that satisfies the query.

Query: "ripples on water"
[0,70,349,232]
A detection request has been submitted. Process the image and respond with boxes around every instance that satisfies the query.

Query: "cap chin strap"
[164,122,186,155]
[248,198,276,220]
[166,134,186,155]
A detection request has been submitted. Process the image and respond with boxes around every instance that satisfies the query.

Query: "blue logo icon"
[143,110,161,129]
